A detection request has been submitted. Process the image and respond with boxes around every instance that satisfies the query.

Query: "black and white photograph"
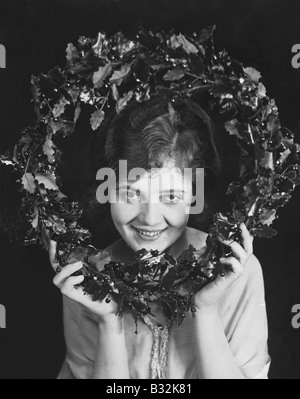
[0,0,300,381]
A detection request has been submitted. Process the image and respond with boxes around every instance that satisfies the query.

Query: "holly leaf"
[267,114,280,134]
[109,64,132,86]
[92,32,107,56]
[244,177,272,201]
[31,207,39,229]
[43,137,55,163]
[163,68,185,81]
[53,97,70,118]
[225,119,244,140]
[90,109,105,131]
[80,90,94,104]
[66,247,89,264]
[227,181,243,195]
[258,82,267,98]
[49,119,75,136]
[278,148,291,165]
[35,173,59,191]
[111,83,119,101]
[92,64,112,88]
[160,296,177,320]
[270,193,291,208]
[44,215,67,235]
[169,34,198,54]
[252,225,277,238]
[259,209,277,226]
[88,249,112,272]
[19,135,33,159]
[40,224,51,251]
[74,103,81,123]
[193,245,208,262]
[198,25,216,43]
[260,151,274,170]
[66,43,79,65]
[31,75,41,117]
[160,268,178,291]
[69,88,80,103]
[21,173,36,193]
[117,91,133,113]
[177,244,196,263]
[244,67,262,83]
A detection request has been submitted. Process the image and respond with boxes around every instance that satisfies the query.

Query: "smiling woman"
[52,96,270,379]
[99,98,219,257]
[94,98,216,258]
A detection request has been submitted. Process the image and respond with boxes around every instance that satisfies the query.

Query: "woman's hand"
[194,223,254,312]
[49,240,119,323]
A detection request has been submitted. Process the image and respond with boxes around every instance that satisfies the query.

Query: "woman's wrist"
[97,313,124,333]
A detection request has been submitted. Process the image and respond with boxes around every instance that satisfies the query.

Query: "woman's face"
[110,160,194,253]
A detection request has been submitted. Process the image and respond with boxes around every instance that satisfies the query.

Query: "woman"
[49,97,270,379]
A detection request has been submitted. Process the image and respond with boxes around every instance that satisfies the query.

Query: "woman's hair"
[93,97,221,188]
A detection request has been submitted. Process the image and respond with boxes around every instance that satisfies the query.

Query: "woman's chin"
[131,240,166,253]
[123,233,167,253]
[130,234,177,254]
[121,226,185,254]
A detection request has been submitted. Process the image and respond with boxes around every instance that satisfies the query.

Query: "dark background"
[0,0,300,379]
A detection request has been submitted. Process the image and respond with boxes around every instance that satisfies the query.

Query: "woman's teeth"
[136,228,163,237]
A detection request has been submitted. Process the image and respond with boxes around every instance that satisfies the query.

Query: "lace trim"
[143,316,171,379]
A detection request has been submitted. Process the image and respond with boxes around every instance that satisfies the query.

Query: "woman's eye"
[117,188,141,203]
[127,189,141,203]
[160,193,183,204]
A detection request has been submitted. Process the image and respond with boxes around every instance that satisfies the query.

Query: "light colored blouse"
[57,250,270,379]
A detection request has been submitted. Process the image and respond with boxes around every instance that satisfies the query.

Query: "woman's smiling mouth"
[131,226,168,240]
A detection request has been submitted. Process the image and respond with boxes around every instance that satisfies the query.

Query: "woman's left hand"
[194,223,254,312]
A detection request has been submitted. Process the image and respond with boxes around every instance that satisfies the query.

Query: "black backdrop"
[0,0,300,379]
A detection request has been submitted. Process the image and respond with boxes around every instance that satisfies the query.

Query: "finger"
[49,240,58,268]
[61,275,85,297]
[53,262,83,288]
[240,223,254,254]
[219,239,246,263]
[220,257,243,275]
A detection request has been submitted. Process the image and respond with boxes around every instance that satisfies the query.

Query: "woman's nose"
[138,201,163,226]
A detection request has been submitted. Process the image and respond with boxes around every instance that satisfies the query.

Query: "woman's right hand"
[49,240,120,323]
